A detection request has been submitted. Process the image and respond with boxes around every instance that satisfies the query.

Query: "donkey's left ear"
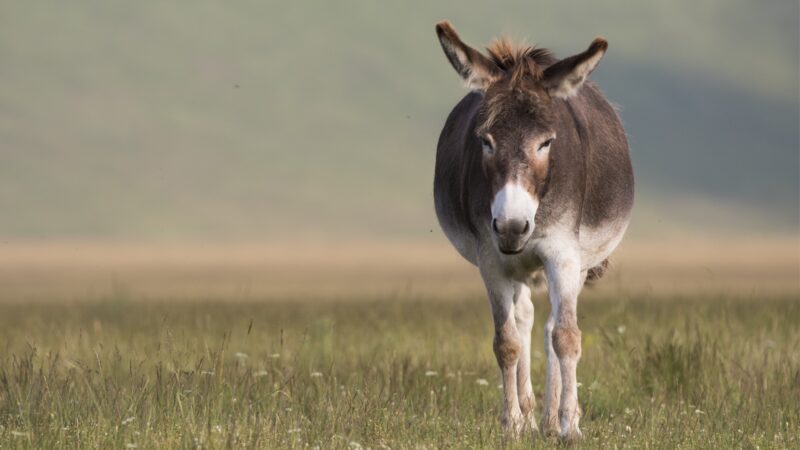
[542,38,608,98]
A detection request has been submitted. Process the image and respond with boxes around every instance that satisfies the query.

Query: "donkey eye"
[481,136,494,155]
[538,138,554,151]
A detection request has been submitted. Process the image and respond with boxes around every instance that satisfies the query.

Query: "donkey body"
[433,22,634,440]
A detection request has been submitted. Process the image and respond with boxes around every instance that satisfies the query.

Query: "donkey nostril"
[492,218,500,234]
[522,220,530,234]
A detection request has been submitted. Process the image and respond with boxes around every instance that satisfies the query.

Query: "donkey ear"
[436,21,502,91]
[542,38,608,99]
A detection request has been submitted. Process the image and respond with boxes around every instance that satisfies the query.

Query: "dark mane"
[485,37,557,72]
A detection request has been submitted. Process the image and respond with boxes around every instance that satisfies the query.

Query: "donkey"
[433,21,634,440]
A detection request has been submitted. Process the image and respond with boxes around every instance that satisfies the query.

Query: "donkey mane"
[476,39,558,137]
[485,37,557,75]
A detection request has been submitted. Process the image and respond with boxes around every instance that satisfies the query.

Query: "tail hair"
[584,258,610,285]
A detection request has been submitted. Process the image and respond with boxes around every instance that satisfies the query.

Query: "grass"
[0,295,798,448]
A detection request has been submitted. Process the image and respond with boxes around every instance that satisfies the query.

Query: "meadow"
[1,292,798,449]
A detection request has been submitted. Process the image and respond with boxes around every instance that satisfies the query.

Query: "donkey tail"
[585,258,610,285]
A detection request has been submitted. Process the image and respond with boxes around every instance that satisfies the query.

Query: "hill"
[1,1,797,239]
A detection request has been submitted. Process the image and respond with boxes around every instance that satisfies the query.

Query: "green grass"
[1,295,798,448]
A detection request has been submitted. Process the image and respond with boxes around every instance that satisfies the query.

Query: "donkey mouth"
[497,240,528,255]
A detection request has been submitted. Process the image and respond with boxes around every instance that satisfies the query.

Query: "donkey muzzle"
[492,217,531,254]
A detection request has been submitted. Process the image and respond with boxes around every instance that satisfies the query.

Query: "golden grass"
[0,235,796,302]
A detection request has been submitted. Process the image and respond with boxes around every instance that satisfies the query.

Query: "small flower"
[476,378,489,386]
[425,371,438,377]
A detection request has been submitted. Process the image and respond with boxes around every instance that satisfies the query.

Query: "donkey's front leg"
[543,248,585,441]
[514,283,538,432]
[481,268,526,436]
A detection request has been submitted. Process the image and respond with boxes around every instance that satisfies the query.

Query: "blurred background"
[1,0,798,301]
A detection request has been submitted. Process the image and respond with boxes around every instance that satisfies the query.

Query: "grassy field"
[1,294,798,449]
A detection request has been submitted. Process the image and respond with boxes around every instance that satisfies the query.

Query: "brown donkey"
[433,21,634,440]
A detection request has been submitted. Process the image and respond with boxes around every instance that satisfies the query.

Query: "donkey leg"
[514,282,538,432]
[481,268,525,436]
[544,248,585,441]
[540,306,562,435]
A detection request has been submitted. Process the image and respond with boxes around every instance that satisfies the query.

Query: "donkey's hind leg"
[541,304,562,436]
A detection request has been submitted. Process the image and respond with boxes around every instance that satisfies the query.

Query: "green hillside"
[1,1,797,239]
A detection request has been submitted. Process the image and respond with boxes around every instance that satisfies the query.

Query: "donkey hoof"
[501,412,526,438]
[525,414,540,434]
[540,415,560,437]
[560,428,583,444]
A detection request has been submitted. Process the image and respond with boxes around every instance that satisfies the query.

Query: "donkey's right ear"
[436,21,502,91]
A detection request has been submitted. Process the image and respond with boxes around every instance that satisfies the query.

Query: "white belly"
[439,218,480,266]
[578,216,630,270]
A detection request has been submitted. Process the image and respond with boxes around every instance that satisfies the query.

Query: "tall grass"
[0,296,798,448]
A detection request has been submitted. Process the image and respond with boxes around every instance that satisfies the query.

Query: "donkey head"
[436,21,607,254]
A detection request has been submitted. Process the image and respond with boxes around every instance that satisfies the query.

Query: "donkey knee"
[552,326,581,360]
[493,332,522,367]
